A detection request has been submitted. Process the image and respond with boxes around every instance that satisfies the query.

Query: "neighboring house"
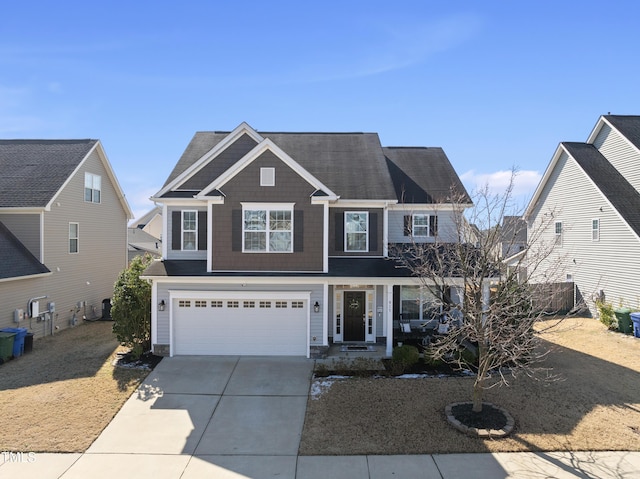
[500,216,527,259]
[130,206,162,240]
[0,140,133,337]
[524,115,640,315]
[143,123,472,358]
[128,207,163,261]
[128,227,162,262]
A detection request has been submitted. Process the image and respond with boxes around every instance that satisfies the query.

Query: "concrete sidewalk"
[1,356,638,478]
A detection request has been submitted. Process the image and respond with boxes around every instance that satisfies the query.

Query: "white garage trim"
[168,290,311,357]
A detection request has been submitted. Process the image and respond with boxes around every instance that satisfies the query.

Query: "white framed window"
[182,210,197,251]
[242,203,293,252]
[84,173,101,203]
[345,211,368,252]
[69,222,79,253]
[413,214,429,237]
[400,286,439,321]
[592,219,600,241]
[555,221,563,246]
[260,167,275,186]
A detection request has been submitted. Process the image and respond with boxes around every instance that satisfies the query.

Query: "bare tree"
[392,170,570,413]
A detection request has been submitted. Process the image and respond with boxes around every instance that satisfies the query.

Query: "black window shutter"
[369,213,378,252]
[232,209,242,251]
[404,215,411,236]
[334,212,344,252]
[172,211,181,250]
[294,210,303,252]
[430,215,438,237]
[197,211,207,250]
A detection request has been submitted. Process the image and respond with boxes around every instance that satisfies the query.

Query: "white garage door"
[172,294,308,356]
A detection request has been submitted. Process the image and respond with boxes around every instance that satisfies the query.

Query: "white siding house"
[524,115,640,315]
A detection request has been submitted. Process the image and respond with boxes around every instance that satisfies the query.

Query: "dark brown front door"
[344,291,365,341]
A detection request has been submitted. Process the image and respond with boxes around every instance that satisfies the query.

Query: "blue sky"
[2,1,639,220]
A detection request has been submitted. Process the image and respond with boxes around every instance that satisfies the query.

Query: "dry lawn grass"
[300,317,640,455]
[0,321,150,452]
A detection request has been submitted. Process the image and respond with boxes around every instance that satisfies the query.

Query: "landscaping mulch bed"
[450,402,508,430]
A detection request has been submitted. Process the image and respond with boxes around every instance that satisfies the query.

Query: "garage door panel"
[172,297,307,356]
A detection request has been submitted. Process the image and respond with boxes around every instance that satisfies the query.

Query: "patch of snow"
[310,375,349,400]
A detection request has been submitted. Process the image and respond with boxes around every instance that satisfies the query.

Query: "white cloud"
[461,169,542,205]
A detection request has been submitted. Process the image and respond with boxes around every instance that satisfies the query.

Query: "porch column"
[386,285,393,356]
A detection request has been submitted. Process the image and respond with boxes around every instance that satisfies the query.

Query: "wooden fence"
[531,282,575,314]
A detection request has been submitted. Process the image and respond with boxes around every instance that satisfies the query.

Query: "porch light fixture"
[158,300,166,311]
[313,301,320,313]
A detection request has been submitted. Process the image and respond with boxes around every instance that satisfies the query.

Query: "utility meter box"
[14,308,24,323]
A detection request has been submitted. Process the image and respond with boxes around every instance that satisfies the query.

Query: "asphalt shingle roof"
[0,221,50,279]
[0,139,97,208]
[563,142,640,237]
[163,129,467,204]
[383,147,471,204]
[604,115,640,151]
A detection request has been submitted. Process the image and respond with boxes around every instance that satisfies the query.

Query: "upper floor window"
[345,212,368,252]
[182,211,197,250]
[84,173,101,203]
[555,221,563,246]
[243,204,293,252]
[69,222,79,253]
[592,219,600,241]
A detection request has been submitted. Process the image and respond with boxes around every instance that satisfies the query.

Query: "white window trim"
[241,202,295,253]
[260,167,275,186]
[412,214,429,237]
[69,222,79,254]
[84,172,101,204]
[181,210,197,251]
[555,221,563,246]
[345,211,369,252]
[592,218,600,242]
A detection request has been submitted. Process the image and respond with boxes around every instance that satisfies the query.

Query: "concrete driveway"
[67,356,314,478]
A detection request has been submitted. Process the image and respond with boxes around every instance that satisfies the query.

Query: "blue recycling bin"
[0,327,28,357]
[631,313,640,338]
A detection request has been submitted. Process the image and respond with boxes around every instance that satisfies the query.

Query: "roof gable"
[0,221,50,281]
[589,115,640,152]
[562,142,640,237]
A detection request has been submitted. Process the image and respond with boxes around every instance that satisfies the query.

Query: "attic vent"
[260,167,275,186]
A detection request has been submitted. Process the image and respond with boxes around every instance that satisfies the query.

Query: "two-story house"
[0,140,133,338]
[144,123,472,358]
[524,115,640,316]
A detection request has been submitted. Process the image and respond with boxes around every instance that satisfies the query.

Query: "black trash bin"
[102,298,112,320]
[24,333,34,353]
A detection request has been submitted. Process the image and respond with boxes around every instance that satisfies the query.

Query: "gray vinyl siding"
[388,209,459,243]
[0,148,129,336]
[529,151,640,313]
[593,123,640,192]
[0,213,41,259]
[166,205,208,260]
[154,281,324,346]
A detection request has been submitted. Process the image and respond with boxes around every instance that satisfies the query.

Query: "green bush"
[596,300,615,329]
[392,345,420,369]
[111,254,154,359]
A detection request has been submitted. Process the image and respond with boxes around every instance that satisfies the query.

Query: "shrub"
[392,345,420,370]
[111,254,154,359]
[596,300,615,329]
